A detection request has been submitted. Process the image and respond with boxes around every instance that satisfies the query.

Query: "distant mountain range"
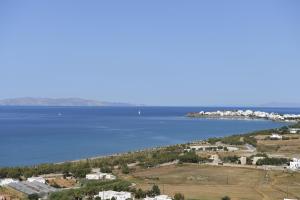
[0,97,137,107]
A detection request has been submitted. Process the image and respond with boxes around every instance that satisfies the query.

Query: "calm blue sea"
[1,106,299,167]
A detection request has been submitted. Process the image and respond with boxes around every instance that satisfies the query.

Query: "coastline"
[0,107,298,167]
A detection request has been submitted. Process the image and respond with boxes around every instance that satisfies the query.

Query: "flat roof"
[8,181,57,195]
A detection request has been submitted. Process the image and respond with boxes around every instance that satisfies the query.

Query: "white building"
[210,154,222,165]
[240,156,247,165]
[86,173,100,180]
[270,133,282,140]
[289,158,300,170]
[144,195,172,200]
[0,178,19,186]
[86,172,116,180]
[27,176,46,184]
[187,145,238,152]
[95,190,132,200]
[289,128,300,134]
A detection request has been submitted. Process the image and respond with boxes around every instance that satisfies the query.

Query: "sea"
[0,106,299,167]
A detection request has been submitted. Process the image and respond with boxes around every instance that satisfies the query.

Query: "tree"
[174,193,184,200]
[95,197,101,200]
[151,184,161,196]
[221,196,231,200]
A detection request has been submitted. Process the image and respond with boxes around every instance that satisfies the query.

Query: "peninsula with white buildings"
[187,109,300,122]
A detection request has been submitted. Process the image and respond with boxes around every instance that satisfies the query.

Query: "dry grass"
[124,164,300,200]
[0,186,26,200]
[47,178,77,188]
[257,134,300,157]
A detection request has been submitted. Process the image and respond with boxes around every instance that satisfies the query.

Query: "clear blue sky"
[0,1,299,106]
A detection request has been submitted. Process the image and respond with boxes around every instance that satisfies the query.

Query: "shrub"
[28,194,39,200]
[256,157,289,166]
[207,137,221,145]
[221,196,231,200]
[101,165,112,173]
[243,136,257,147]
[121,164,130,174]
[135,188,146,199]
[221,135,244,145]
[179,152,199,163]
[221,156,239,163]
[174,193,185,200]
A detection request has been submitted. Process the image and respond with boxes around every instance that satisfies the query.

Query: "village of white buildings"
[187,109,300,122]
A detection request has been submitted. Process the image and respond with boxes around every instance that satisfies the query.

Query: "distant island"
[0,97,137,107]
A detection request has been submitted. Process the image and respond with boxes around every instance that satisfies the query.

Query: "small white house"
[27,176,46,184]
[86,172,116,180]
[270,133,282,140]
[144,195,172,200]
[0,178,19,186]
[289,158,300,170]
[289,128,300,134]
[95,190,132,200]
[186,145,238,152]
[240,156,247,165]
[86,173,100,180]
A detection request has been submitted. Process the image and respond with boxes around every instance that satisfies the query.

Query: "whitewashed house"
[270,133,282,140]
[27,176,46,184]
[186,145,238,152]
[240,156,247,165]
[86,173,100,180]
[289,128,300,134]
[86,172,116,180]
[95,190,132,200]
[144,195,172,200]
[0,178,19,186]
[289,158,300,170]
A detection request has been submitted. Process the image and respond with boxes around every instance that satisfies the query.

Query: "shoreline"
[2,122,291,168]
[1,111,298,168]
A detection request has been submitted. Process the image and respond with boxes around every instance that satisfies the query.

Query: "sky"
[0,1,299,106]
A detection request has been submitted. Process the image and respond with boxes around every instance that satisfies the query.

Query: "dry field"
[47,178,77,188]
[124,164,300,200]
[256,134,300,157]
[0,186,26,200]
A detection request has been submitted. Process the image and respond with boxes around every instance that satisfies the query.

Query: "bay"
[0,106,298,167]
